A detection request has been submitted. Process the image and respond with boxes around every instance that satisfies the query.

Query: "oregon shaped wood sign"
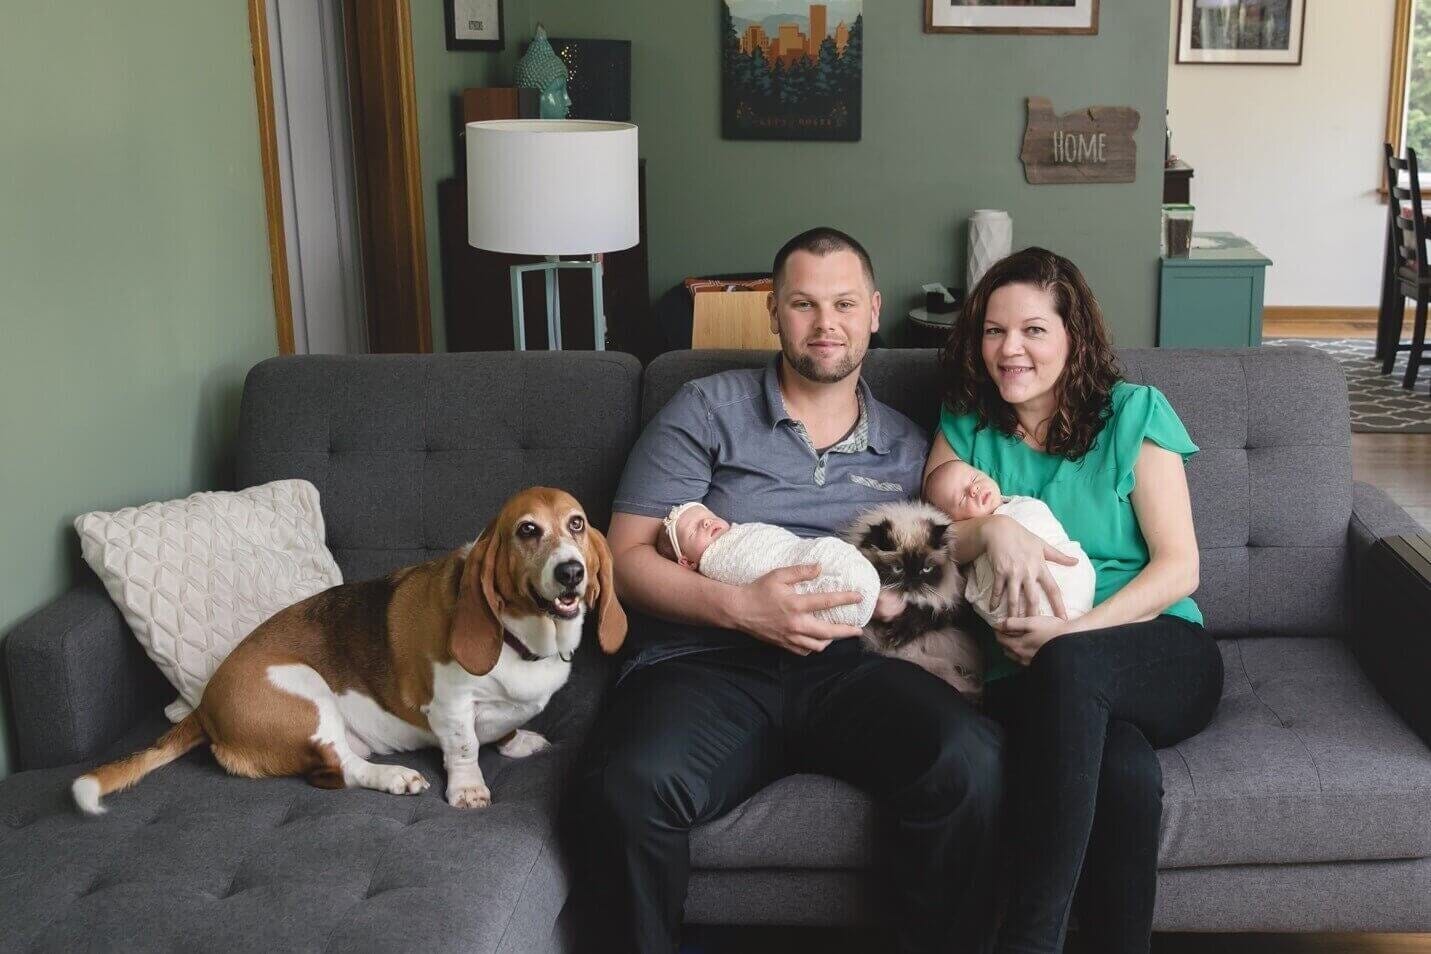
[1020,96,1139,184]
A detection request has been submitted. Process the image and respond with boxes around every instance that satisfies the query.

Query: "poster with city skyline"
[721,1,863,142]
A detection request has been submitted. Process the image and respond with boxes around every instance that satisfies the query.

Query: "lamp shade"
[466,119,638,256]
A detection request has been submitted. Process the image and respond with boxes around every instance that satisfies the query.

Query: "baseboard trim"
[1263,306,1389,321]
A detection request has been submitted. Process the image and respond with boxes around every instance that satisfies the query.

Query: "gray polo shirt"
[612,355,930,668]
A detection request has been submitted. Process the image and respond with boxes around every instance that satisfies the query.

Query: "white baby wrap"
[697,523,880,628]
[966,496,1097,627]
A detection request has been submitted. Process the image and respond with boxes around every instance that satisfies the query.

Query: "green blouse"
[939,381,1202,683]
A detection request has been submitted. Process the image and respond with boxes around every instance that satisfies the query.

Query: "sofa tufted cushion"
[642,347,1354,640]
[0,716,574,954]
[235,352,643,583]
[687,637,1431,873]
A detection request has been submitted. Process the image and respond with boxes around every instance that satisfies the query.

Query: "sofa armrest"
[3,578,169,771]
[1349,481,1425,566]
[1348,482,1431,747]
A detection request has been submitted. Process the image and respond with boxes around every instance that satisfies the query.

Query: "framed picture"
[925,0,1099,36]
[1176,0,1305,65]
[445,0,504,51]
[721,0,864,142]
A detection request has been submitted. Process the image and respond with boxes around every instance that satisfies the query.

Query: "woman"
[924,247,1224,954]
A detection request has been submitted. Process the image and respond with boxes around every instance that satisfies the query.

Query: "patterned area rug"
[1262,338,1431,434]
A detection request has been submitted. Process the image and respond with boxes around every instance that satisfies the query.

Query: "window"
[1385,0,1431,185]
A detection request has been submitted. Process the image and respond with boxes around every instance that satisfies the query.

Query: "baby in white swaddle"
[656,502,881,628]
[929,461,1097,627]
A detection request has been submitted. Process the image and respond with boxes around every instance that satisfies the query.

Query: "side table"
[1159,231,1272,348]
[906,307,956,349]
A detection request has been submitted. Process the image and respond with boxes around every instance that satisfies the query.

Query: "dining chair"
[1381,143,1430,391]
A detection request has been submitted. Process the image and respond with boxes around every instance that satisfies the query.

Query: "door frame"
[248,0,433,355]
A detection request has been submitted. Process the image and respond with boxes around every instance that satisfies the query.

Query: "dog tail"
[72,712,206,815]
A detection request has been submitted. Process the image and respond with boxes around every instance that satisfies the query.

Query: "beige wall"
[1167,0,1394,307]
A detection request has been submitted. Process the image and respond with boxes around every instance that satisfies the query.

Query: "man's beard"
[783,340,863,384]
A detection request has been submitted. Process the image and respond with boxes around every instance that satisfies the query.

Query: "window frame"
[1384,0,1415,198]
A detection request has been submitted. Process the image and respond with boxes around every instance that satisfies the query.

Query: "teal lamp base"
[508,256,606,351]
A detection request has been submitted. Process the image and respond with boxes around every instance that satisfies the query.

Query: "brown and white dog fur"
[845,501,984,701]
[73,487,627,815]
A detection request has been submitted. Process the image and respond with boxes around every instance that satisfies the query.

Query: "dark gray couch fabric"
[3,346,1428,950]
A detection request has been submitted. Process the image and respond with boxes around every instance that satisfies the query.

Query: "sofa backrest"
[642,347,1354,639]
[237,352,643,582]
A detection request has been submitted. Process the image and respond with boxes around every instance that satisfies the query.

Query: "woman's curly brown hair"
[938,246,1122,461]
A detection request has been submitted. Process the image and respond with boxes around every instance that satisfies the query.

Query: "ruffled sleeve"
[938,403,979,461]
[1110,383,1199,500]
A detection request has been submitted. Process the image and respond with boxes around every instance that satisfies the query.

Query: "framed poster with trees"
[721,1,863,142]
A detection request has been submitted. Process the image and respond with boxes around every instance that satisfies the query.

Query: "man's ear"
[585,527,628,654]
[869,288,882,335]
[767,290,779,336]
[449,532,505,675]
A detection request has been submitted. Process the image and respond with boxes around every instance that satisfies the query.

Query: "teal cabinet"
[1159,232,1272,348]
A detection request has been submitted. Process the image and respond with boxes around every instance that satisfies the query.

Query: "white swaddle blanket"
[966,495,1097,628]
[697,523,880,628]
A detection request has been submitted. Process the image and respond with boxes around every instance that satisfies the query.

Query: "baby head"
[657,502,731,569]
[927,460,1003,521]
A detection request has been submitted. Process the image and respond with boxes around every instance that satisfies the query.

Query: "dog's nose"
[554,560,585,589]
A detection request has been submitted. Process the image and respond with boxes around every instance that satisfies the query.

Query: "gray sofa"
[2,346,1428,952]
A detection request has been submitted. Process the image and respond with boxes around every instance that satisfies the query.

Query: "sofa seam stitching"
[493,819,554,952]
[1171,744,1197,795]
[1235,640,1326,793]
[1242,355,1253,630]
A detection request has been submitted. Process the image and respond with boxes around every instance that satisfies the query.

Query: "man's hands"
[729,564,864,655]
[981,515,1077,620]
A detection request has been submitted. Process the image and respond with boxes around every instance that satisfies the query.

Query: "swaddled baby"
[927,461,1096,627]
[656,502,881,628]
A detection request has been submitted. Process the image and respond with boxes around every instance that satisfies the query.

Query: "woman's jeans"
[984,615,1224,954]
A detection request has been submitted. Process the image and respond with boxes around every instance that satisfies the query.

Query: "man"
[569,228,1003,953]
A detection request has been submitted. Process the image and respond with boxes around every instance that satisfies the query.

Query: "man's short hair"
[771,226,876,294]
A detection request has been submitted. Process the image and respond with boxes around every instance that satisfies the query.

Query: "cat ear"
[928,521,951,551]
[861,518,895,552]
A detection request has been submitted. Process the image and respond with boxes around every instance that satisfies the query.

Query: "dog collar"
[503,630,572,663]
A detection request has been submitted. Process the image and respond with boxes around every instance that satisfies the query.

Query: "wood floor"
[1263,313,1430,527]
[684,926,1431,952]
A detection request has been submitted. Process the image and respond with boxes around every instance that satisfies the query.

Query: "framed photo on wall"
[445,0,504,51]
[1176,0,1305,65]
[925,0,1099,36]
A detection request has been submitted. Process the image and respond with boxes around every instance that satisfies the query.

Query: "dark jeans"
[983,616,1224,954]
[566,638,1005,954]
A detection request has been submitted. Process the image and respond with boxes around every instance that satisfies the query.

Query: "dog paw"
[497,729,551,759]
[370,764,429,795]
[447,782,492,809]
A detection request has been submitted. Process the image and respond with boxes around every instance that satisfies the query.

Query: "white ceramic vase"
[967,209,1013,291]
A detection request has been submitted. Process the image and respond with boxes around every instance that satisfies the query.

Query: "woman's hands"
[729,564,864,656]
[980,514,1078,620]
[996,615,1073,666]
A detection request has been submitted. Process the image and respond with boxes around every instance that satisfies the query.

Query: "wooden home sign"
[1019,96,1139,184]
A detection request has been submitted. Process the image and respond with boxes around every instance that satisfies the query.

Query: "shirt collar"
[762,354,889,454]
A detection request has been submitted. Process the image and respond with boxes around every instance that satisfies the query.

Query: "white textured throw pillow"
[75,479,342,722]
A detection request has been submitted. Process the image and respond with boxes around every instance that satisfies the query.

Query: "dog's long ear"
[449,529,505,675]
[585,526,628,654]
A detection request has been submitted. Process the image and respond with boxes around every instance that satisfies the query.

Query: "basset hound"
[73,487,627,814]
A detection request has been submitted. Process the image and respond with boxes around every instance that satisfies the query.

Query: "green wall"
[0,2,279,777]
[410,3,504,353]
[499,0,1170,345]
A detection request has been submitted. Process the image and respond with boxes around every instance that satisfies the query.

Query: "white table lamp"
[466,119,639,350]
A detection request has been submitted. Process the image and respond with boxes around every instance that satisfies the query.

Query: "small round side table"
[906,307,956,349]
